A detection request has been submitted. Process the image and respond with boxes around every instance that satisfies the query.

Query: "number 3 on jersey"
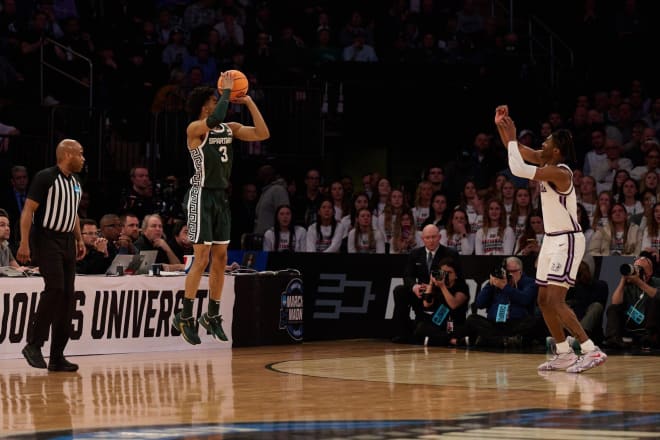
[218,146,228,162]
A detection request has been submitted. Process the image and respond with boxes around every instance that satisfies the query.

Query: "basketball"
[217,69,249,100]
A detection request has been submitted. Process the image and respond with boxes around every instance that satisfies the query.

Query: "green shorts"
[186,186,231,244]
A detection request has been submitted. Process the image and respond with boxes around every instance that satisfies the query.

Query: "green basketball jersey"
[189,123,234,189]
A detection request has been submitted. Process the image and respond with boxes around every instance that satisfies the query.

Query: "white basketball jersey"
[539,164,582,235]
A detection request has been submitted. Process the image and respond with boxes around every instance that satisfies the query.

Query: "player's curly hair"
[185,86,216,117]
[552,128,576,164]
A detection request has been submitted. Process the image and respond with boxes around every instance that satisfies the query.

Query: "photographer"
[605,255,660,350]
[452,256,537,348]
[392,224,460,343]
[414,257,469,346]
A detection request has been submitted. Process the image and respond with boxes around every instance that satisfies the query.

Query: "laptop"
[136,250,158,275]
[0,266,28,277]
[105,254,144,275]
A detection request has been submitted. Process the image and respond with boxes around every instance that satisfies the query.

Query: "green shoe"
[172,312,201,345]
[199,313,228,341]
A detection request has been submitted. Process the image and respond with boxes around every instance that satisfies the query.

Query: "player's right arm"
[495,105,542,164]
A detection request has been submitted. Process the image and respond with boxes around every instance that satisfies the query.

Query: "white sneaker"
[546,335,579,355]
[538,350,578,371]
[566,347,607,373]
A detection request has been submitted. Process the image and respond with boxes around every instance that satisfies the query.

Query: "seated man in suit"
[391,224,460,343]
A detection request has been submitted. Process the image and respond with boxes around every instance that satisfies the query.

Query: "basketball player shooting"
[494,105,607,373]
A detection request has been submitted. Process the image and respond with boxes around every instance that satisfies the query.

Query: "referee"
[17,139,86,372]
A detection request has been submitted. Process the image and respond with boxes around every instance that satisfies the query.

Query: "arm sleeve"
[508,141,537,180]
[206,89,231,128]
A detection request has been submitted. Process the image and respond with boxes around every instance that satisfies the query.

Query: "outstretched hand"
[494,105,508,124]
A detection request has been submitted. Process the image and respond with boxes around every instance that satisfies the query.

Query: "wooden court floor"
[2,339,660,439]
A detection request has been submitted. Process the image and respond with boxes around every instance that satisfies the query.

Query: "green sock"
[182,298,194,318]
[209,299,220,317]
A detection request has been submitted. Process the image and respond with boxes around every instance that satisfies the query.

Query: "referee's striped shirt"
[28,166,82,233]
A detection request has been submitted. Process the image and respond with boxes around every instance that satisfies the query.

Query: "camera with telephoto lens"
[491,266,508,280]
[430,269,448,283]
[620,263,645,278]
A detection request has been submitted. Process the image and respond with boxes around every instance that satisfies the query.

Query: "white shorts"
[536,232,585,288]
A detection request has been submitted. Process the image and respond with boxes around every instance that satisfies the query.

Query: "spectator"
[166,219,193,263]
[610,169,631,203]
[513,210,543,257]
[620,177,644,218]
[474,198,515,256]
[117,212,139,255]
[253,164,289,235]
[98,213,122,257]
[630,188,656,229]
[391,224,459,343]
[588,202,641,256]
[305,198,345,253]
[389,210,421,255]
[76,218,112,274]
[134,213,180,264]
[591,137,633,194]
[453,256,538,348]
[630,142,660,182]
[293,168,323,228]
[118,166,155,223]
[346,207,385,254]
[0,207,20,268]
[411,180,433,230]
[0,164,28,253]
[374,188,407,246]
[508,187,533,243]
[420,191,449,230]
[262,204,306,252]
[638,202,660,264]
[328,179,350,222]
[370,177,391,220]
[592,190,612,231]
[338,191,367,240]
[342,28,378,62]
[441,207,474,256]
[605,255,660,350]
[415,257,469,346]
[577,175,598,221]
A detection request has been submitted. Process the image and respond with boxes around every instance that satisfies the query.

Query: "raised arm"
[227,95,270,142]
[494,105,542,165]
[186,71,234,149]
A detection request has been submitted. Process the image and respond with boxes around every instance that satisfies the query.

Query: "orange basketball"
[217,69,249,100]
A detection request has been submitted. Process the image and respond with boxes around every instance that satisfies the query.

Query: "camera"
[620,263,645,278]
[430,269,447,282]
[491,266,508,280]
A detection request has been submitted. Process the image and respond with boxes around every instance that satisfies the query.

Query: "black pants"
[457,314,538,347]
[392,285,424,338]
[27,229,76,359]
[605,301,660,343]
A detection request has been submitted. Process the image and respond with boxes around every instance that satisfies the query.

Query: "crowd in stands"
[1,1,660,351]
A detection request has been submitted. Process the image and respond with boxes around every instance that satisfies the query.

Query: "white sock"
[556,341,570,354]
[581,339,595,353]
